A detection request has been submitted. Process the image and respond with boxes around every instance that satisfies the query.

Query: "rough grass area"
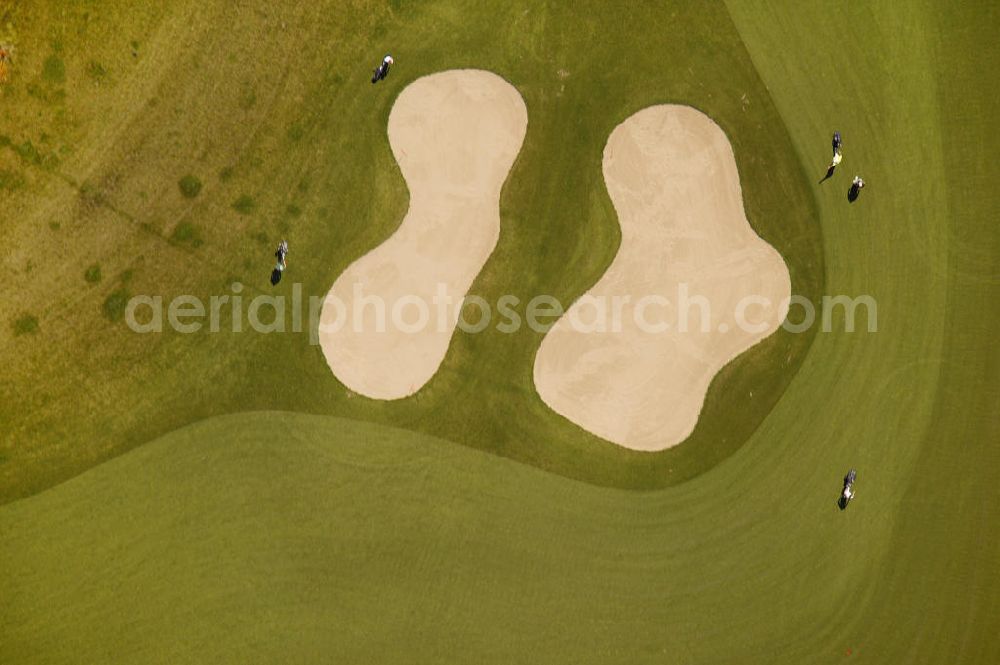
[84,263,102,284]
[41,55,64,84]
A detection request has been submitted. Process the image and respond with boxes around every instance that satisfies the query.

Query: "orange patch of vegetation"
[0,48,9,85]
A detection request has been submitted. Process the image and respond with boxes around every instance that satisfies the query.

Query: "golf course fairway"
[0,1,996,662]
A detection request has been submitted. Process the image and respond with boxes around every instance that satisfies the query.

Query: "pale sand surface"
[533,105,791,451]
[320,70,527,399]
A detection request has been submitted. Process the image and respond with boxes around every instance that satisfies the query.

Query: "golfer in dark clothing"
[271,240,288,285]
[848,176,865,202]
[372,55,394,84]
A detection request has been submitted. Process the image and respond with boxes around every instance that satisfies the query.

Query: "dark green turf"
[2,404,996,664]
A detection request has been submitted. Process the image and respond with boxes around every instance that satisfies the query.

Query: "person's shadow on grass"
[819,165,837,183]
[848,184,861,203]
[270,268,283,286]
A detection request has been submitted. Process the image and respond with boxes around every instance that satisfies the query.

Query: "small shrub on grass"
[239,89,256,110]
[13,314,38,336]
[171,222,203,248]
[232,194,255,215]
[102,288,130,322]
[173,223,195,242]
[178,174,203,198]
[84,264,102,284]
[79,180,103,206]
[25,84,45,101]
[85,61,108,83]
[14,140,41,165]
[0,168,25,192]
[42,55,65,84]
[80,180,97,195]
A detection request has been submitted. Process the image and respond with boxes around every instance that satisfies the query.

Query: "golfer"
[275,240,288,271]
[848,175,865,202]
[821,149,843,181]
[270,240,288,286]
[372,54,394,84]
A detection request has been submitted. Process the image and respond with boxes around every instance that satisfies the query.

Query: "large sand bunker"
[319,70,527,399]
[533,105,791,451]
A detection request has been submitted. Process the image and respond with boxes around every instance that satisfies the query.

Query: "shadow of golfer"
[848,184,861,202]
[270,268,283,286]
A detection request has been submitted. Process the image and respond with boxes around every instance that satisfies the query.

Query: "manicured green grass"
[2,407,996,664]
[0,1,997,662]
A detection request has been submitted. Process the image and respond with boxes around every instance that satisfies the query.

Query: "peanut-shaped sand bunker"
[533,105,791,451]
[319,70,527,399]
